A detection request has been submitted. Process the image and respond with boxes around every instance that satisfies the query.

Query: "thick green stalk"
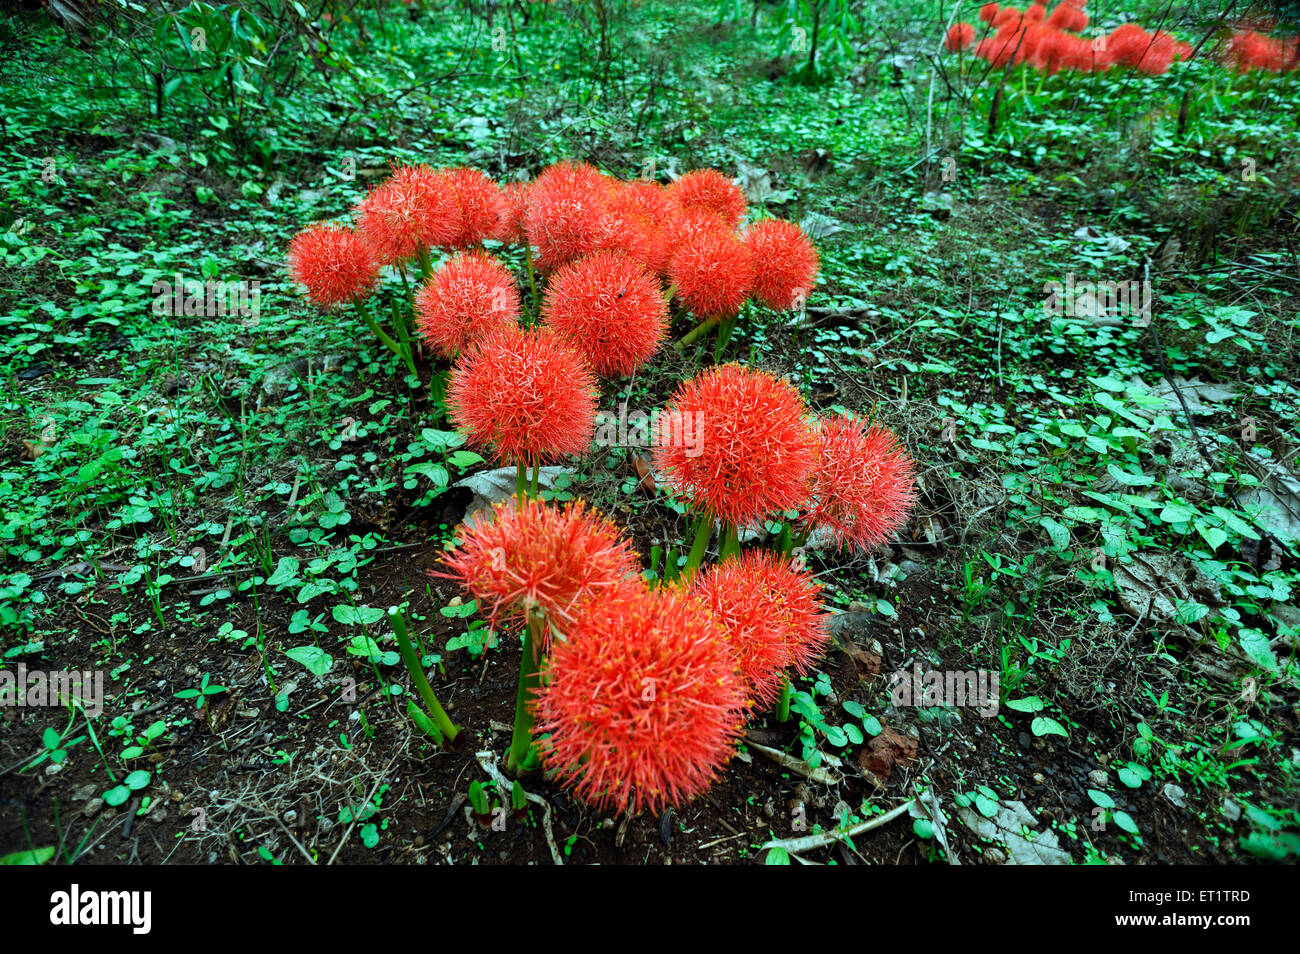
[516,460,527,500]
[389,607,459,743]
[718,523,741,561]
[775,676,793,723]
[505,609,546,774]
[713,313,739,362]
[530,462,540,499]
[355,300,402,357]
[681,511,713,578]
[674,316,717,351]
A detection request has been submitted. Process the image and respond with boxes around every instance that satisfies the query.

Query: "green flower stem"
[389,607,460,744]
[681,511,713,578]
[718,523,741,561]
[674,316,718,351]
[415,245,433,284]
[524,245,540,323]
[505,609,546,775]
[713,312,739,362]
[355,301,403,357]
[516,460,527,500]
[530,462,540,499]
[389,295,419,378]
[775,676,793,723]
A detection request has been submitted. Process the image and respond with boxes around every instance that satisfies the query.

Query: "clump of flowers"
[690,550,830,708]
[654,364,818,569]
[440,497,639,773]
[524,160,614,271]
[1224,30,1300,73]
[414,251,521,359]
[945,22,977,52]
[668,227,755,320]
[665,168,748,229]
[541,250,669,377]
[446,327,597,480]
[441,166,508,249]
[743,219,819,310]
[287,223,379,308]
[799,416,917,552]
[533,583,747,814]
[354,163,458,265]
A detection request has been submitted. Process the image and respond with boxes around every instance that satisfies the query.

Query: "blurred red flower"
[665,169,748,229]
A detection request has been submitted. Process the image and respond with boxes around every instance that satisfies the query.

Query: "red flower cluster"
[414,251,520,359]
[541,250,669,377]
[439,497,639,633]
[287,223,379,307]
[955,2,1196,75]
[744,219,819,311]
[801,416,917,552]
[1225,30,1300,73]
[690,550,830,708]
[446,327,598,467]
[654,364,818,528]
[533,583,747,815]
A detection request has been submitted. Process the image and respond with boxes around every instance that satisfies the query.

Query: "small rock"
[1087,770,1108,787]
[44,763,63,776]
[83,798,104,818]
[1162,783,1186,809]
[1222,798,1241,822]
[1032,772,1045,785]
[984,847,1006,864]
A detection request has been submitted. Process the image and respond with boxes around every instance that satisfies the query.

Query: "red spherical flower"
[654,364,817,528]
[541,251,668,377]
[447,327,598,467]
[691,550,830,708]
[354,164,459,265]
[800,416,917,552]
[1025,3,1046,21]
[945,22,977,51]
[668,227,754,319]
[992,6,1023,29]
[440,166,507,249]
[414,251,520,359]
[976,26,1026,67]
[533,584,747,815]
[524,161,615,271]
[655,206,731,278]
[744,219,819,311]
[665,169,748,229]
[288,222,379,307]
[602,179,670,271]
[495,181,532,244]
[1045,1,1087,32]
[439,497,639,632]
[979,3,1000,23]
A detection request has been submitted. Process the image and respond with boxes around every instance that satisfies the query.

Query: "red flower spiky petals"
[691,550,830,708]
[496,181,532,244]
[414,251,520,359]
[801,416,917,552]
[525,161,614,271]
[945,22,977,51]
[447,327,597,466]
[541,251,668,377]
[439,497,639,631]
[654,364,817,527]
[665,169,748,229]
[534,584,747,815]
[441,167,507,248]
[354,164,458,265]
[288,223,379,307]
[744,219,819,310]
[668,227,755,319]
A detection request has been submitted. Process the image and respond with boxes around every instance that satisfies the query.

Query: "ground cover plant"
[1,0,1298,871]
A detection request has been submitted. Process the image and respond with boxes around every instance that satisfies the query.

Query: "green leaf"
[124,770,151,791]
[332,604,386,626]
[1031,716,1068,738]
[1112,810,1139,835]
[1238,628,1278,673]
[0,846,56,865]
[103,785,131,806]
[1005,696,1044,713]
[285,646,333,676]
[265,556,300,588]
[1087,789,1115,809]
[765,846,791,865]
